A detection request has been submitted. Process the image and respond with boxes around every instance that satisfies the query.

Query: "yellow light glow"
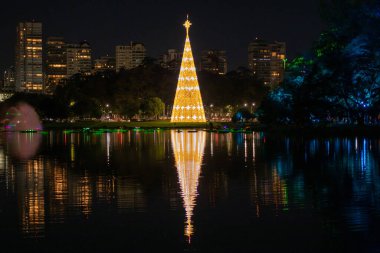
[171,16,206,123]
[171,130,206,242]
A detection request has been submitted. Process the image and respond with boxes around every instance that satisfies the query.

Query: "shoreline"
[39,121,380,137]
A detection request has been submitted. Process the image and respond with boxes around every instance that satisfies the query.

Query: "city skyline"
[0,0,324,74]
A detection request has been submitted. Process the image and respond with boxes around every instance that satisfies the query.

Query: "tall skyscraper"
[115,42,146,71]
[171,17,206,123]
[199,50,227,75]
[15,22,44,92]
[248,39,286,88]
[93,55,116,73]
[46,37,67,91]
[3,66,15,91]
[66,42,92,77]
[160,49,182,71]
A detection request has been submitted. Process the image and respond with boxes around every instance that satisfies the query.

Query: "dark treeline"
[1,60,267,120]
[258,0,380,125]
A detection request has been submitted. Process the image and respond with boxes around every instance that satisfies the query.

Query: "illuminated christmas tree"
[171,130,206,243]
[171,16,206,123]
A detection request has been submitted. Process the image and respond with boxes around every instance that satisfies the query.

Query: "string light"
[171,16,206,123]
[171,131,206,242]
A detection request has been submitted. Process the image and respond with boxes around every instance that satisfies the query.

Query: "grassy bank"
[42,120,380,137]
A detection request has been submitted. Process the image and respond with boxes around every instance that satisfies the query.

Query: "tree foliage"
[1,61,268,120]
[259,1,380,125]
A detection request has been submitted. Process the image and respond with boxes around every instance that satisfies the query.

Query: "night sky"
[0,0,324,73]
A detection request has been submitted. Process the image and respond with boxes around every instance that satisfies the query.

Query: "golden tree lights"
[171,16,206,122]
[171,130,206,242]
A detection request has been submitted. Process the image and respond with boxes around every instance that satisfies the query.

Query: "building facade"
[160,49,182,71]
[248,39,286,87]
[66,42,92,77]
[3,66,15,91]
[199,50,227,75]
[46,37,67,91]
[115,42,146,71]
[93,55,116,73]
[15,22,44,92]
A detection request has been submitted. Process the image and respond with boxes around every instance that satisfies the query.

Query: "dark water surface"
[0,130,379,252]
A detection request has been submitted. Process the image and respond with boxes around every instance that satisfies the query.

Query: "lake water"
[0,130,379,252]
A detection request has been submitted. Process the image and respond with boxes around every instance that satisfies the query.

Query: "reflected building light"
[106,133,110,166]
[244,134,248,162]
[355,138,358,152]
[70,143,75,162]
[210,133,214,157]
[151,131,166,161]
[359,139,373,177]
[83,132,89,145]
[0,147,5,182]
[249,164,289,215]
[72,174,93,217]
[19,159,45,238]
[0,148,16,193]
[226,133,232,156]
[49,131,54,148]
[249,168,260,217]
[325,140,330,156]
[334,137,340,155]
[271,169,288,211]
[96,176,116,204]
[252,133,256,162]
[79,176,92,216]
[48,163,68,223]
[127,130,131,145]
[361,139,367,172]
[171,130,206,243]
[73,133,78,145]
[51,164,67,200]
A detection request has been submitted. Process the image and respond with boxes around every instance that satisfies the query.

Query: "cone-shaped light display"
[171,16,206,122]
[171,130,206,242]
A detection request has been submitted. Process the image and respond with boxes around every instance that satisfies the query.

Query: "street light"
[251,102,256,113]
[104,104,110,120]
[210,104,214,121]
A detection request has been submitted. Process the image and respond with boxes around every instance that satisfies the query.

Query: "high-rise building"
[66,42,92,77]
[115,42,146,71]
[15,22,44,92]
[248,39,286,88]
[3,66,16,91]
[93,55,116,73]
[115,45,128,71]
[46,37,67,90]
[199,50,227,75]
[160,49,182,71]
